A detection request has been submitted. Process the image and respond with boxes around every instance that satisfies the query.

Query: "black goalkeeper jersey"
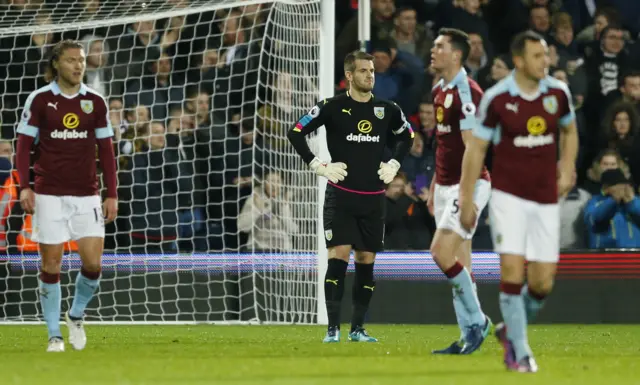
[287,92,414,193]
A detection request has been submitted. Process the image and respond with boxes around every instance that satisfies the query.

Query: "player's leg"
[348,250,378,342]
[522,202,560,325]
[490,190,533,371]
[323,245,352,343]
[430,184,488,354]
[39,243,65,352]
[451,239,473,342]
[66,196,105,350]
[347,194,384,342]
[33,194,69,352]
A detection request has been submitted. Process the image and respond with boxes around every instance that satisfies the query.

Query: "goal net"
[0,0,327,324]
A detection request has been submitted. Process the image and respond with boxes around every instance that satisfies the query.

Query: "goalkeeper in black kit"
[287,51,414,343]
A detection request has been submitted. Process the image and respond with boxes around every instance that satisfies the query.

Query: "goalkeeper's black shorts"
[323,184,385,252]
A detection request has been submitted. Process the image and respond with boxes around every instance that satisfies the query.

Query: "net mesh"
[0,0,322,323]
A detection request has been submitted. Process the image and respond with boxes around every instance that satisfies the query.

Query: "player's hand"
[424,188,434,216]
[19,188,35,214]
[557,165,575,198]
[459,198,478,232]
[378,160,401,184]
[309,157,347,184]
[103,198,118,224]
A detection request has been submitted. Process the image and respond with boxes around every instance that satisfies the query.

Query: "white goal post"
[0,0,334,324]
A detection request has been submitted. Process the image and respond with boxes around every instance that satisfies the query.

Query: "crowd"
[0,0,638,252]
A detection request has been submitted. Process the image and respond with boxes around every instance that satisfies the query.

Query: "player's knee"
[528,278,554,296]
[354,252,374,264]
[81,261,101,274]
[40,259,62,275]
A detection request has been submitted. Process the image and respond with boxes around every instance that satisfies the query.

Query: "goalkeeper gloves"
[378,159,401,184]
[309,157,348,183]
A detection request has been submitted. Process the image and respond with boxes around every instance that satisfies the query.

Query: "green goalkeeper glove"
[310,157,348,184]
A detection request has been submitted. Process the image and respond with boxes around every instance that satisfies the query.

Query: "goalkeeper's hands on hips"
[310,157,348,184]
[103,198,118,224]
[378,159,401,184]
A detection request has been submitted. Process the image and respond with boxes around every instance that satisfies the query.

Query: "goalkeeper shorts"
[322,185,385,252]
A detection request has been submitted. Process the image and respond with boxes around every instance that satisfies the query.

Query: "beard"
[352,79,373,93]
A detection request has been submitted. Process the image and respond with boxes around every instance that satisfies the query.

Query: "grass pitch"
[0,325,638,385]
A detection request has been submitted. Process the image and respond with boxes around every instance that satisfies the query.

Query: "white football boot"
[47,337,65,352]
[65,311,87,350]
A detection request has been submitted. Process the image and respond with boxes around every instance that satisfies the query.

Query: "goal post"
[0,0,333,325]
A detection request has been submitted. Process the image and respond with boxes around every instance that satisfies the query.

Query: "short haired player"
[287,51,413,343]
[459,31,578,372]
[427,28,492,355]
[16,40,118,352]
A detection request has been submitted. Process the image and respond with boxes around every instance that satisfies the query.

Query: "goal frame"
[0,0,334,326]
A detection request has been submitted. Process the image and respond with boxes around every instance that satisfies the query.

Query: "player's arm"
[95,96,118,223]
[557,85,579,197]
[458,84,482,147]
[286,100,347,183]
[379,103,414,184]
[459,92,498,230]
[16,93,41,214]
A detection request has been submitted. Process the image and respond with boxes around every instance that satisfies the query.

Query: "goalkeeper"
[287,50,414,343]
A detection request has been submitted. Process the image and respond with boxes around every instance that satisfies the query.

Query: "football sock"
[500,282,533,361]
[324,258,348,330]
[444,262,485,326]
[521,284,547,323]
[39,271,62,339]
[351,262,375,332]
[69,267,101,319]
[453,272,477,341]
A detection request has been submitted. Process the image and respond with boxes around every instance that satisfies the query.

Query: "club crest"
[444,93,453,108]
[80,100,94,114]
[374,106,385,119]
[542,95,558,114]
[324,230,333,241]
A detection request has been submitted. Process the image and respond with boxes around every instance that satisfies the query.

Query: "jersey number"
[452,199,459,214]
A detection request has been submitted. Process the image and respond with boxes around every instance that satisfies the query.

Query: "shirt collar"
[442,68,467,90]
[505,71,548,97]
[50,81,87,96]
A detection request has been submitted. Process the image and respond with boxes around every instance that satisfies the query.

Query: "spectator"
[465,33,488,79]
[384,173,435,250]
[529,5,552,41]
[336,0,395,79]
[108,97,126,143]
[124,52,185,121]
[385,6,433,66]
[600,101,640,184]
[583,148,631,195]
[584,24,630,153]
[371,40,424,114]
[400,131,435,193]
[449,0,491,55]
[127,121,183,253]
[110,20,162,97]
[560,170,591,249]
[237,171,298,251]
[575,7,619,49]
[584,168,640,249]
[477,54,512,91]
[615,71,640,117]
[81,34,112,97]
[415,99,436,144]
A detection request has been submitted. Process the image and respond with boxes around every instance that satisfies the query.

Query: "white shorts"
[489,189,559,263]
[434,179,491,240]
[32,194,105,244]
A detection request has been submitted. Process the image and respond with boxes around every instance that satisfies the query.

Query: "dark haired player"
[287,50,414,343]
[460,31,578,372]
[427,28,492,355]
[16,40,117,352]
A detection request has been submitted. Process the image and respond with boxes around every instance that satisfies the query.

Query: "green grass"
[0,325,639,385]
